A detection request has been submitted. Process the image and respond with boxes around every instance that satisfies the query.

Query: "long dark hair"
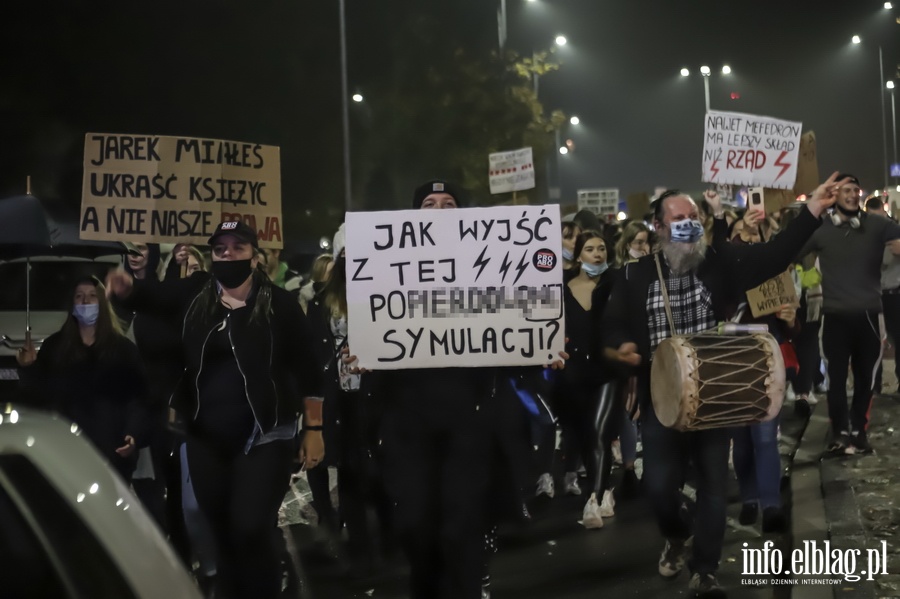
[185,269,273,327]
[55,277,123,365]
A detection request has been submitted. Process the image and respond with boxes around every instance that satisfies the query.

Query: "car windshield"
[0,262,115,311]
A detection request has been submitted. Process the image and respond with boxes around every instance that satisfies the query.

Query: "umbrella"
[0,194,133,338]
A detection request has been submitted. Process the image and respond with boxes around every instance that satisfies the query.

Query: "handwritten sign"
[489,147,535,194]
[746,270,798,318]
[346,205,564,369]
[80,133,283,248]
[702,110,802,190]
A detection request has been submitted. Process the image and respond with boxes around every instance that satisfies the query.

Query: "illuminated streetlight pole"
[852,34,889,188]
[339,0,352,210]
[889,81,898,181]
[681,64,731,112]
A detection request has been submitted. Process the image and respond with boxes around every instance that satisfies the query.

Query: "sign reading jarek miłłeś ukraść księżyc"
[80,133,283,249]
[346,205,565,370]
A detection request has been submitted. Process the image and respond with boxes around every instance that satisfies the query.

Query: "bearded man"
[600,174,844,599]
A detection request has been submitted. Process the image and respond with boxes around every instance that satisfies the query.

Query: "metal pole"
[532,50,539,96]
[892,88,898,181]
[339,0,352,211]
[703,76,710,112]
[555,128,561,200]
[881,46,889,189]
[499,0,507,50]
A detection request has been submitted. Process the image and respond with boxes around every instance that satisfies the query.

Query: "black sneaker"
[827,432,855,456]
[851,431,874,454]
[762,506,787,533]
[738,502,758,525]
[689,572,727,598]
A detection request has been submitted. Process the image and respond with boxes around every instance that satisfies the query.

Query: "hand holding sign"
[776,304,797,326]
[807,171,851,218]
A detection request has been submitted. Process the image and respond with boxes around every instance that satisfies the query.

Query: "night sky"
[3,0,898,246]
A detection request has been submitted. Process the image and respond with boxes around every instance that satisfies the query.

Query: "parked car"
[0,403,201,598]
[0,257,119,397]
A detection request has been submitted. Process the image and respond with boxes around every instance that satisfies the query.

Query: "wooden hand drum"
[650,334,785,431]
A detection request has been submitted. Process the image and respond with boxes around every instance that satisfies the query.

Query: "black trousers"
[878,292,900,390]
[186,436,294,599]
[793,318,822,396]
[821,311,883,435]
[380,397,491,599]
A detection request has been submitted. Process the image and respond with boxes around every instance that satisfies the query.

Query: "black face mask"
[211,259,253,289]
[836,204,860,217]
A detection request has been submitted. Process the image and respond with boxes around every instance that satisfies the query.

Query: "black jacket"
[601,208,822,405]
[124,271,322,433]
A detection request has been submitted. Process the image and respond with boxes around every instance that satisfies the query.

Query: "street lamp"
[850,34,889,188]
[555,35,567,46]
[569,115,580,125]
[351,93,363,103]
[682,64,732,112]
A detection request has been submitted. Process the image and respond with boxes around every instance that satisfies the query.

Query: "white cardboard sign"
[346,205,564,369]
[489,147,536,194]
[701,110,802,189]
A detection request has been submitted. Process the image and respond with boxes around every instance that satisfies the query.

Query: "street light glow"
[570,116,580,125]
[680,68,690,77]
[352,93,363,102]
[558,146,568,155]
[700,65,711,76]
[721,65,732,74]
[886,2,893,9]
[555,35,567,46]
[889,81,896,89]
[852,35,862,44]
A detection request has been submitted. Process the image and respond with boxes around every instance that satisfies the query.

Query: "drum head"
[651,338,695,430]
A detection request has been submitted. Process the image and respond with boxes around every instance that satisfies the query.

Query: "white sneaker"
[806,391,819,405]
[581,493,604,529]
[786,385,796,401]
[536,473,555,498]
[564,472,582,496]
[600,489,615,518]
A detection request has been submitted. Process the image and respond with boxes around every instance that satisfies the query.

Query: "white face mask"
[628,247,646,259]
[580,261,608,278]
[72,303,100,326]
[562,248,574,261]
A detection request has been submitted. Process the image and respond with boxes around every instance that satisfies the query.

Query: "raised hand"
[807,171,852,218]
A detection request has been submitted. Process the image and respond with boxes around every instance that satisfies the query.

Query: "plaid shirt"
[647,267,716,354]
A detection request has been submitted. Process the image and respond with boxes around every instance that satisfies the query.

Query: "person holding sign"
[797,174,900,455]
[105,220,323,599]
[601,175,842,598]
[369,180,565,599]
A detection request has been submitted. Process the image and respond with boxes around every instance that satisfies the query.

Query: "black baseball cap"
[208,220,258,248]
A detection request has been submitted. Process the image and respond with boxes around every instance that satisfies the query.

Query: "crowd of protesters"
[14,172,900,599]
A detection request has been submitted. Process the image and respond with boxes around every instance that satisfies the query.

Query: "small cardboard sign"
[746,270,798,318]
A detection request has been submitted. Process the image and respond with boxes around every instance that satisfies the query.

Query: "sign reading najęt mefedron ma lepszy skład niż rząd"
[346,205,565,370]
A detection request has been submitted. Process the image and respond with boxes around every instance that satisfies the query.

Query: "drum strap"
[654,254,677,337]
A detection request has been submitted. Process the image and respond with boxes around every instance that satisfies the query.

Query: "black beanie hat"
[412,180,464,208]
[836,173,861,188]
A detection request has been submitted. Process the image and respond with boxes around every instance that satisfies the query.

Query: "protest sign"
[80,133,283,248]
[702,110,802,190]
[489,147,535,194]
[346,205,565,369]
[746,270,798,318]
[793,131,819,196]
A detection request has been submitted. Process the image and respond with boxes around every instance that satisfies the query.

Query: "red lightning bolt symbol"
[774,151,791,181]
[710,159,720,180]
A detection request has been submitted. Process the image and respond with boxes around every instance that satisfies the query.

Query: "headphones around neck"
[831,210,861,229]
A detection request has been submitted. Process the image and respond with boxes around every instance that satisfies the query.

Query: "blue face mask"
[562,248,574,261]
[72,303,100,326]
[669,219,704,243]
[580,261,608,278]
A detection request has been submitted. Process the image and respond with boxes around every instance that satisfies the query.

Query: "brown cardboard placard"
[746,270,799,317]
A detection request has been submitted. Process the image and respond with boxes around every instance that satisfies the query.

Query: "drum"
[651,333,785,431]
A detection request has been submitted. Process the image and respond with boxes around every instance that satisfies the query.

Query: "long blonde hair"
[615,221,651,266]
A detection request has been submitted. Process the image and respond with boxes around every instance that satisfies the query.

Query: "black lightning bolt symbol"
[499,252,512,283]
[473,246,491,282]
[512,252,529,285]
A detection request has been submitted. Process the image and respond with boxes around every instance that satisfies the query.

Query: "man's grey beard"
[660,237,707,275]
